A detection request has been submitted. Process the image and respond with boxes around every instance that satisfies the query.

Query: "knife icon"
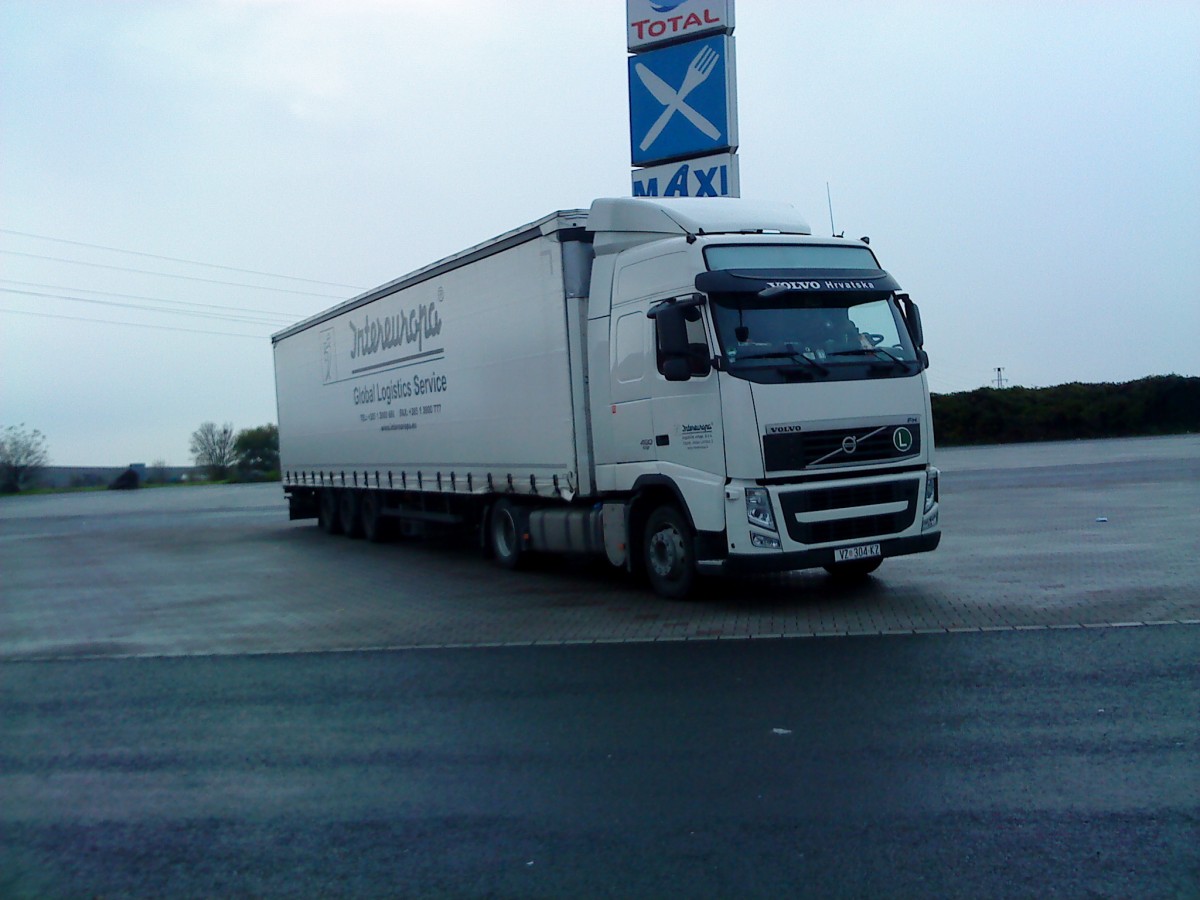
[635,51,722,151]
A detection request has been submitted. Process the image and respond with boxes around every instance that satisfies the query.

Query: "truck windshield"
[708,291,920,384]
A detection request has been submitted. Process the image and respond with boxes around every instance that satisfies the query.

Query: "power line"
[1,288,292,325]
[0,226,365,290]
[0,307,269,339]
[0,250,349,298]
[926,363,1002,393]
[0,279,296,319]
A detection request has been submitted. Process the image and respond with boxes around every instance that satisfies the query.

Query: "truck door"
[648,301,727,496]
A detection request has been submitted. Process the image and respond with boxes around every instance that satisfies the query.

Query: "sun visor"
[696,268,902,295]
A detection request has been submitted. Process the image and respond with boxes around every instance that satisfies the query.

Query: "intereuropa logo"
[348,302,442,360]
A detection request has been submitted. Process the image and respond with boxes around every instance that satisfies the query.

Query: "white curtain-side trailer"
[273,198,941,597]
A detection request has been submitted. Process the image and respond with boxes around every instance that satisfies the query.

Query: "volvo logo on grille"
[841,435,858,454]
[893,426,914,453]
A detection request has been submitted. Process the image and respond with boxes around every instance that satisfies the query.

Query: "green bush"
[932,375,1199,445]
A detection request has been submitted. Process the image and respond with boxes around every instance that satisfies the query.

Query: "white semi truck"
[272,197,940,598]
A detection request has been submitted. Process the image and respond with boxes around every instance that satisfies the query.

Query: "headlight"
[924,467,939,513]
[745,487,777,532]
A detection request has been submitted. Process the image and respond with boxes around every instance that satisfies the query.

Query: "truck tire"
[823,558,883,581]
[643,505,696,600]
[360,491,388,543]
[319,489,343,535]
[339,490,364,538]
[489,499,525,570]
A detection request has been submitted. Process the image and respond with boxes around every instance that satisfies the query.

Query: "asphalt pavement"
[1,435,1198,897]
[2,628,1197,898]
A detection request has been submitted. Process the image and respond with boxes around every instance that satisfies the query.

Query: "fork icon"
[637,45,721,151]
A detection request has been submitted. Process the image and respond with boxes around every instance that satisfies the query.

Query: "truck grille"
[777,479,919,545]
[763,423,920,472]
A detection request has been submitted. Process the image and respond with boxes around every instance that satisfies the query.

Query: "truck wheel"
[489,499,525,570]
[823,558,883,581]
[643,505,696,599]
[360,492,388,543]
[339,490,364,538]
[319,490,343,535]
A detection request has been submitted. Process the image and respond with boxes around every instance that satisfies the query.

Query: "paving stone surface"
[1,435,1197,659]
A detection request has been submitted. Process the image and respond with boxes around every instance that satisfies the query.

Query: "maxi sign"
[632,152,739,198]
[627,0,738,196]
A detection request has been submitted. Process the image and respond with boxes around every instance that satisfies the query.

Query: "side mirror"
[662,358,692,382]
[649,295,711,382]
[654,304,689,350]
[908,302,925,348]
[897,293,925,349]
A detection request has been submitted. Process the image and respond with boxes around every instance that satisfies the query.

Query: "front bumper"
[697,531,941,576]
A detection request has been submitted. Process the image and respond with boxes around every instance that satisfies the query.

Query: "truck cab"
[586,198,941,596]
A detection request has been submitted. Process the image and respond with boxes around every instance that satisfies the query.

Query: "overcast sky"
[2,1,1198,466]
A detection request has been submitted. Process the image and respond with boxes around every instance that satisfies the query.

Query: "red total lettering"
[633,9,724,41]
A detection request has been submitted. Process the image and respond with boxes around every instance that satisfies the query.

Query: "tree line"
[189,422,279,482]
[0,424,48,493]
[0,421,279,493]
[931,375,1199,446]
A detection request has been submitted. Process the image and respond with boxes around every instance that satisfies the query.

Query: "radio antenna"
[826,182,843,238]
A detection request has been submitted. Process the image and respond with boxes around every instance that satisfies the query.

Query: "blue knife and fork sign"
[635,44,721,149]
[629,35,733,164]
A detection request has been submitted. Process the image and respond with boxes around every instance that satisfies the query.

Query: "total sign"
[628,33,737,167]
[627,0,734,51]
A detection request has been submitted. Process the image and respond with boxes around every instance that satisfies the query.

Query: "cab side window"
[614,312,647,384]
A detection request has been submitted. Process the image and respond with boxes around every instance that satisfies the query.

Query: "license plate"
[834,543,881,562]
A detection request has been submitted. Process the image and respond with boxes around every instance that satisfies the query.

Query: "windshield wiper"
[734,346,830,375]
[827,347,915,371]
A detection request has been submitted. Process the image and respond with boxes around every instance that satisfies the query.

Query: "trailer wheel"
[339,490,364,538]
[823,558,883,581]
[489,499,525,570]
[360,491,388,543]
[319,489,343,535]
[643,505,696,600]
